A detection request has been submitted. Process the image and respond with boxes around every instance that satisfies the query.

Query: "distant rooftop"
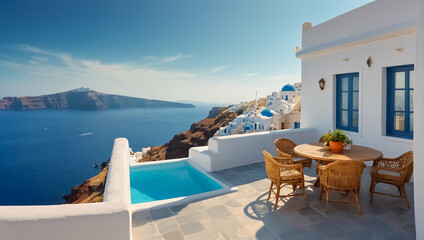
[74,87,91,92]
[281,84,296,92]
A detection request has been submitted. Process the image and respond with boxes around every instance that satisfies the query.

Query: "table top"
[293,142,383,162]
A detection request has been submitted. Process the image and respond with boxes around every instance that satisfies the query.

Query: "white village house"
[297,0,424,237]
[218,83,301,136]
[1,0,424,239]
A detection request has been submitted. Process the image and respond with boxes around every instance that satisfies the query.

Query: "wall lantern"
[318,78,326,90]
[366,57,372,68]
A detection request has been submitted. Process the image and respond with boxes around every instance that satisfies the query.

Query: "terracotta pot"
[329,141,344,153]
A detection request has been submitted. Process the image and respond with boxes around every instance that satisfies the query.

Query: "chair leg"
[397,186,404,197]
[274,184,281,210]
[292,184,297,193]
[301,183,308,206]
[325,189,330,213]
[370,181,376,203]
[319,185,324,200]
[354,190,362,215]
[267,182,274,200]
[401,185,411,209]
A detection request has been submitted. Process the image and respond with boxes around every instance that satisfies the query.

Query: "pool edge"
[130,158,238,213]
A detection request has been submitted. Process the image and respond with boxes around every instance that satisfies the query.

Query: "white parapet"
[188,146,212,171]
[0,138,132,240]
[189,128,318,172]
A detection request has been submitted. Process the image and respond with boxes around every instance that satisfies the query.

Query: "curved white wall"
[190,128,318,172]
[0,138,131,240]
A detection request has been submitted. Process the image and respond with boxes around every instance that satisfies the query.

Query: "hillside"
[64,99,266,204]
[142,106,242,161]
[0,89,195,110]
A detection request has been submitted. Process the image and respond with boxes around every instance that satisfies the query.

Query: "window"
[336,73,359,132]
[387,65,414,139]
[294,122,300,129]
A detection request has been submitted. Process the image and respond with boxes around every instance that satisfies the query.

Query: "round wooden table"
[293,142,383,187]
[293,142,383,162]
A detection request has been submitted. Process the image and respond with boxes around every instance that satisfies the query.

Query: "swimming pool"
[130,160,227,206]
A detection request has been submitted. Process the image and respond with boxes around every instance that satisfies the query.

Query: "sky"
[0,0,373,104]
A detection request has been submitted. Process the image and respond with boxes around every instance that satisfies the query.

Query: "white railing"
[0,138,132,240]
[189,128,318,171]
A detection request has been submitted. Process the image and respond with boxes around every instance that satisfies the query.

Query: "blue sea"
[0,105,216,205]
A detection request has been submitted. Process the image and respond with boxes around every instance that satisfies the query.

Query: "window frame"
[336,72,359,132]
[386,64,414,139]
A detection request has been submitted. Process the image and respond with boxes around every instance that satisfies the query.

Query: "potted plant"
[329,129,348,153]
[321,130,332,149]
[344,138,353,151]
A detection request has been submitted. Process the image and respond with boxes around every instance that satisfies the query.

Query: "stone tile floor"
[132,161,415,240]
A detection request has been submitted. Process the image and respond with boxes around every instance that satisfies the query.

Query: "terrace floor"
[132,161,415,240]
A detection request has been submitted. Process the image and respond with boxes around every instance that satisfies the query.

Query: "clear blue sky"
[0,0,373,103]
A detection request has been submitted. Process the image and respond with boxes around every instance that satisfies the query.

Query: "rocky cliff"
[64,99,264,204]
[63,161,109,204]
[0,90,194,110]
[142,106,242,161]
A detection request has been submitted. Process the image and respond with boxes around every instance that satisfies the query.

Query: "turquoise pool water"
[130,161,223,204]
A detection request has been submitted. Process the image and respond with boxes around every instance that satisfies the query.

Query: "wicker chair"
[263,150,308,210]
[369,151,413,208]
[274,138,312,169]
[318,160,366,214]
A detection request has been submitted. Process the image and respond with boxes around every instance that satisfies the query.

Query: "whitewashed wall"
[190,128,318,172]
[298,0,417,158]
[301,34,415,157]
[0,138,132,240]
[300,0,416,56]
[414,0,424,238]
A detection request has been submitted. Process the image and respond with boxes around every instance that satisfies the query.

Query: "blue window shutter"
[336,73,359,132]
[386,65,414,139]
[294,122,300,129]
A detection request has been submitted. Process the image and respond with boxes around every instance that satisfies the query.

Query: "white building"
[74,87,91,92]
[228,101,248,112]
[297,0,415,157]
[266,84,300,108]
[296,0,424,237]
[217,83,301,136]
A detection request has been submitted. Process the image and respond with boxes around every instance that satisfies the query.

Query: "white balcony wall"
[190,128,318,172]
[0,138,131,240]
